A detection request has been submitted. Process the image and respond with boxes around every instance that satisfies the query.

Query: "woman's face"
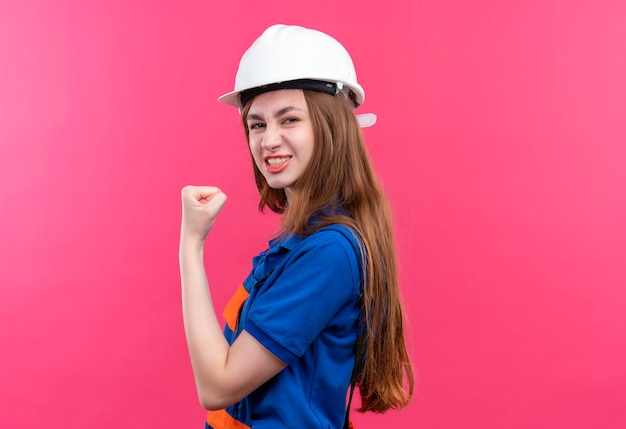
[246,89,315,200]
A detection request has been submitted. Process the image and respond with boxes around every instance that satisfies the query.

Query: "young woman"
[179,24,414,429]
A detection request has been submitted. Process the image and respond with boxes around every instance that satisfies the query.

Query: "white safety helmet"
[218,24,376,127]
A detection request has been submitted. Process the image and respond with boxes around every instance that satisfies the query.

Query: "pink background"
[1,1,625,428]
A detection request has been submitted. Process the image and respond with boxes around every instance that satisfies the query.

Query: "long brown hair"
[241,90,414,412]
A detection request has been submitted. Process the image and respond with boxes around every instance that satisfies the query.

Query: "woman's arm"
[179,185,286,410]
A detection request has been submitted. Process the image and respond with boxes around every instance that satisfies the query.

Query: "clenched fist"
[180,185,228,242]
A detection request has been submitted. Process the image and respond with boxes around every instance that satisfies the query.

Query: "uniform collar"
[274,233,305,251]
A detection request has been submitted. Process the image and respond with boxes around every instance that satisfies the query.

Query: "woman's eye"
[249,123,265,129]
[283,117,298,124]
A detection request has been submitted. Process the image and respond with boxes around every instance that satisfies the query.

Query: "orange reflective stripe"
[223,284,249,331]
[207,409,251,429]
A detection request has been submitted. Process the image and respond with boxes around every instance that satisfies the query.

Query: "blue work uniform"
[206,224,363,429]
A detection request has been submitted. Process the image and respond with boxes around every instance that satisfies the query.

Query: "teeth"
[267,157,289,166]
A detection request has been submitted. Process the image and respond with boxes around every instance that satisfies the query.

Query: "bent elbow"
[199,398,223,411]
[198,388,233,411]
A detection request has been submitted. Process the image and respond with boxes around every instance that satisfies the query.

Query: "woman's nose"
[261,124,282,151]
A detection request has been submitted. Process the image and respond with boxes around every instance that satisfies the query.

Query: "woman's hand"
[180,185,228,242]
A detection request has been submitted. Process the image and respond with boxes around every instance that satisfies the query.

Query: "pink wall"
[1,1,625,428]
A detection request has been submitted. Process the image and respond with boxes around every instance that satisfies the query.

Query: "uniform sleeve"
[244,230,361,366]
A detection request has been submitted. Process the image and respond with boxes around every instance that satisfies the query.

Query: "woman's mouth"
[265,156,291,173]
